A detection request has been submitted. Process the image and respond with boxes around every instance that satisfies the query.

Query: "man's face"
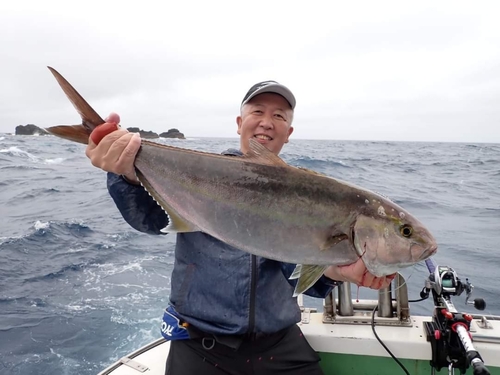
[237,93,294,155]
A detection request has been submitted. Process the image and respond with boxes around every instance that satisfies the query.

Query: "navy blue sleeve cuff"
[107,172,169,234]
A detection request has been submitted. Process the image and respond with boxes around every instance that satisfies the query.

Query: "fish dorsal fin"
[243,138,288,166]
[296,166,328,177]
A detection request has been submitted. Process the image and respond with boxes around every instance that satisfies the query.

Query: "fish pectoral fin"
[320,233,349,251]
[135,169,198,233]
[244,138,288,166]
[45,125,90,145]
[291,264,329,296]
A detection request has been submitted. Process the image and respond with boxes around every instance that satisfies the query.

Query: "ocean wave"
[0,146,39,161]
[0,220,94,249]
[2,136,499,375]
[35,220,92,235]
[288,156,351,170]
[45,158,65,164]
[0,146,66,166]
[0,296,48,308]
[11,188,61,201]
[23,263,92,283]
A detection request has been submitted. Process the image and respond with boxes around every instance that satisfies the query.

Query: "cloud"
[1,0,499,143]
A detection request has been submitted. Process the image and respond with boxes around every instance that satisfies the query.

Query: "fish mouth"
[412,242,438,262]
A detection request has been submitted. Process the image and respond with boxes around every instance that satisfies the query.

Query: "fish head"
[352,210,437,277]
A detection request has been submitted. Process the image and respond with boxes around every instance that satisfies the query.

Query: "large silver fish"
[45,67,437,295]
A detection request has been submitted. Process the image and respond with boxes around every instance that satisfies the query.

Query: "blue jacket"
[107,149,335,335]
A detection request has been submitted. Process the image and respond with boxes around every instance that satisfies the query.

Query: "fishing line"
[371,273,430,375]
[371,304,411,375]
[376,264,418,297]
[371,265,420,375]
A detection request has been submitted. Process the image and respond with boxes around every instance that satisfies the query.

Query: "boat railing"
[299,272,412,327]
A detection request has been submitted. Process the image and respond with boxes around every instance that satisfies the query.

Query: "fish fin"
[296,166,328,177]
[320,233,349,251]
[47,66,104,132]
[45,124,91,145]
[161,209,198,233]
[135,169,198,233]
[291,264,329,296]
[244,138,288,166]
[289,264,302,280]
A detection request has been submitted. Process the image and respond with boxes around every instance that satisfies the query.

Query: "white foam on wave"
[65,303,97,312]
[0,146,39,161]
[34,220,50,230]
[0,137,5,141]
[45,157,65,164]
[0,146,63,165]
[94,261,144,276]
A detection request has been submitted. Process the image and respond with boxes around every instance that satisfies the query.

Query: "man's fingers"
[118,133,141,163]
[86,129,130,169]
[96,129,131,152]
[103,132,140,174]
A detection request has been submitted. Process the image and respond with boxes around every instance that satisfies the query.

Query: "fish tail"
[45,122,119,145]
[45,66,106,144]
[45,124,93,145]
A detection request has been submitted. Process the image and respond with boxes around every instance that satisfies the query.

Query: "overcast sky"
[1,0,499,143]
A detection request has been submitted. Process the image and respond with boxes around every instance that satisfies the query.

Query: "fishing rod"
[421,258,490,375]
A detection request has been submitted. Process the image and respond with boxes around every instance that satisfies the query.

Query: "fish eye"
[400,224,413,237]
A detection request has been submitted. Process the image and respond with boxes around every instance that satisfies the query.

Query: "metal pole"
[378,283,393,317]
[338,282,353,316]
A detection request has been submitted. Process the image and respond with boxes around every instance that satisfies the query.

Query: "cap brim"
[242,83,296,109]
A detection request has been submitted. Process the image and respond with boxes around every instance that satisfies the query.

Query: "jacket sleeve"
[280,262,338,298]
[107,172,169,234]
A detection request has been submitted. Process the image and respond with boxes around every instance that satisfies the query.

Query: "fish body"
[45,67,438,295]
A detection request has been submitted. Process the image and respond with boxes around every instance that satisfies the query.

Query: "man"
[86,81,394,374]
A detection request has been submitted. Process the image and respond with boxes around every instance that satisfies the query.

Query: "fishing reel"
[420,266,486,311]
[420,264,489,375]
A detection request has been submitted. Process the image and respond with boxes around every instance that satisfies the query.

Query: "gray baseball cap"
[241,80,296,109]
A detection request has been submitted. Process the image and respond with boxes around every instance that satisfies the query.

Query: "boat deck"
[98,313,500,375]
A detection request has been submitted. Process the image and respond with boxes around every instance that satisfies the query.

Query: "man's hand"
[85,113,142,183]
[324,258,396,290]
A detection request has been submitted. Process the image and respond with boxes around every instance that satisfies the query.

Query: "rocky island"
[127,127,159,139]
[14,124,185,139]
[127,127,185,139]
[15,124,49,136]
[159,128,185,139]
